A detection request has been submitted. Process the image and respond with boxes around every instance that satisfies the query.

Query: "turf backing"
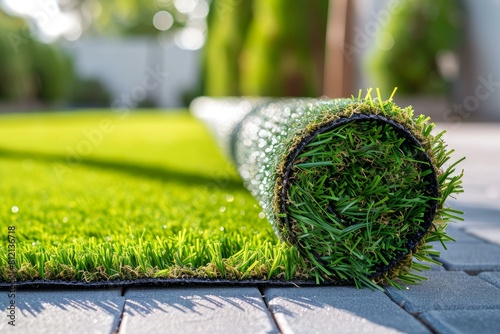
[0,111,307,283]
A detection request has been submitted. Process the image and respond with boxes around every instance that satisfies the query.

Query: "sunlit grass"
[0,111,306,282]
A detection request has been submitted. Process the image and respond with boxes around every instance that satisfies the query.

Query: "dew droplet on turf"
[11,206,19,213]
[225,194,234,202]
[63,217,68,223]
[163,225,167,229]
[219,206,226,213]
[220,226,225,231]
[258,212,265,219]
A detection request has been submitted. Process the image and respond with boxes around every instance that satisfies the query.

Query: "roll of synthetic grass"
[191,92,464,288]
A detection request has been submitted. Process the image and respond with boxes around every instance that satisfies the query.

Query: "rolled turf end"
[192,91,464,289]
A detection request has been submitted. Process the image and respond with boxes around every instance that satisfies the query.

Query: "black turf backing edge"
[0,278,341,290]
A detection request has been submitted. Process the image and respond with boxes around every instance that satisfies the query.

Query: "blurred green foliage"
[69,0,190,36]
[203,0,328,97]
[0,12,32,101]
[0,10,75,104]
[31,42,75,102]
[203,0,253,96]
[2,0,329,104]
[368,0,462,95]
[70,77,113,108]
[0,1,199,107]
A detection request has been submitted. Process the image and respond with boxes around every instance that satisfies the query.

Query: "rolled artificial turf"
[192,91,464,288]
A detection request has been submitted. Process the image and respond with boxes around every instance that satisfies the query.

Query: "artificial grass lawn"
[0,111,306,283]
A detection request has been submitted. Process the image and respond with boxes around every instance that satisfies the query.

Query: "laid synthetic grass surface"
[0,111,306,282]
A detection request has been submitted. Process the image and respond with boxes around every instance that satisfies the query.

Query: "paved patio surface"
[1,123,500,334]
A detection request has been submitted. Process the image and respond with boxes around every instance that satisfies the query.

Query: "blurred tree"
[368,0,463,95]
[203,0,328,97]
[203,0,253,96]
[0,11,33,101]
[240,0,326,97]
[30,42,75,102]
[0,10,74,104]
[69,77,112,108]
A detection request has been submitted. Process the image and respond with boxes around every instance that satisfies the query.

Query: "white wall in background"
[64,36,201,108]
[461,0,500,121]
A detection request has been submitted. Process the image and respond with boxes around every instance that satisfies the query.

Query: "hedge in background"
[203,0,254,96]
[368,0,463,95]
[203,0,328,97]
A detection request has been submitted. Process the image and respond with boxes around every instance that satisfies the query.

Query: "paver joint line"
[258,286,282,333]
[383,288,433,330]
[114,298,127,334]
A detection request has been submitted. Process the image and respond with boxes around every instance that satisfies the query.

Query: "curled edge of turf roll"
[191,90,464,289]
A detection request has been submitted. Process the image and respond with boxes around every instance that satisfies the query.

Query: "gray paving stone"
[444,226,485,243]
[432,242,500,272]
[386,271,500,313]
[265,287,430,334]
[0,289,124,334]
[120,287,277,334]
[439,124,500,211]
[478,272,500,288]
[466,227,500,245]
[419,309,500,334]
[454,204,500,228]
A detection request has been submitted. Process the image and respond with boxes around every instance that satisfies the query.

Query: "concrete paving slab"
[432,243,500,272]
[120,287,277,334]
[438,124,500,211]
[265,287,430,334]
[0,289,124,334]
[478,272,500,288]
[466,227,500,245]
[419,309,500,334]
[453,204,500,228]
[386,271,500,313]
[443,226,486,243]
